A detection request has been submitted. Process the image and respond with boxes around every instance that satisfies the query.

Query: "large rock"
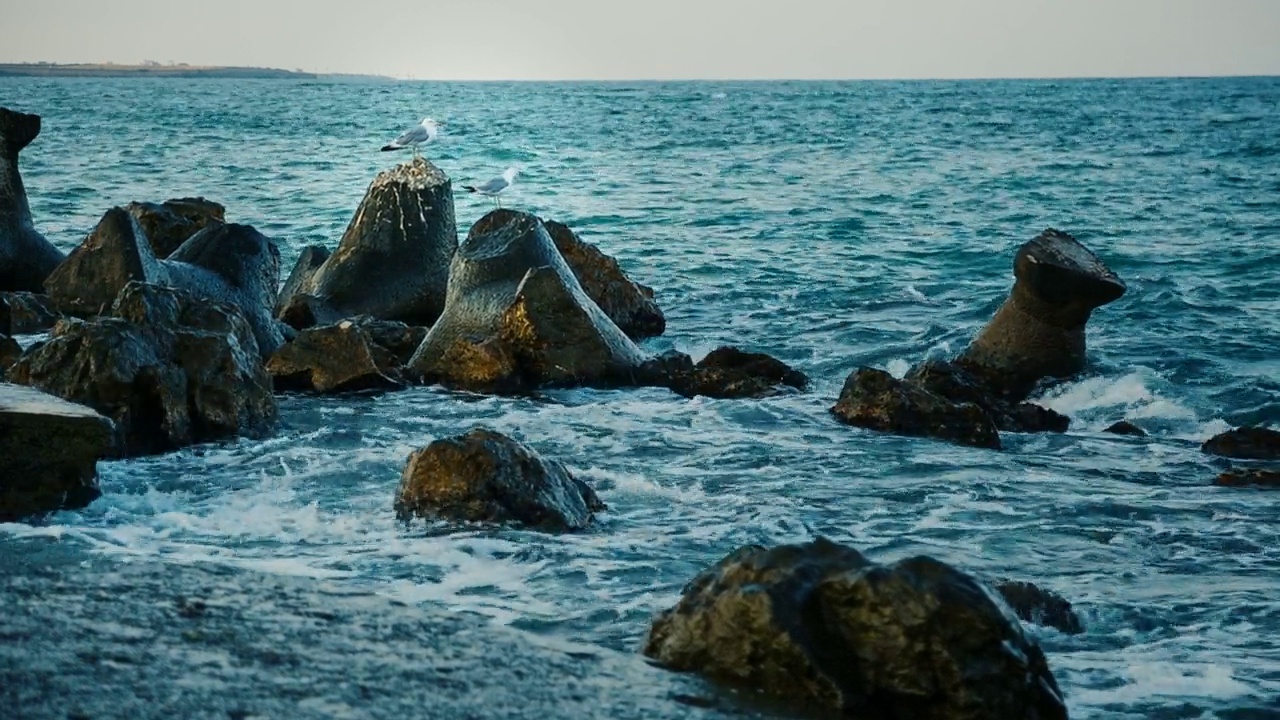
[43,208,287,357]
[958,229,1125,402]
[7,282,276,457]
[266,320,402,394]
[1202,426,1280,461]
[0,108,65,292]
[408,210,649,393]
[831,367,1002,449]
[544,220,665,340]
[125,197,225,259]
[287,158,456,326]
[0,333,20,371]
[644,539,1067,719]
[394,428,604,531]
[0,291,60,335]
[0,382,114,521]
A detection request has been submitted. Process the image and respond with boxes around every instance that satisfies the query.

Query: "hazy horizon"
[3,0,1280,81]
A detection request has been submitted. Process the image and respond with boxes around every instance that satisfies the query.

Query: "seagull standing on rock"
[381,117,444,158]
[463,167,520,208]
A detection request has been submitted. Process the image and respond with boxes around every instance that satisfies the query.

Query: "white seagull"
[380,117,444,157]
[463,167,520,208]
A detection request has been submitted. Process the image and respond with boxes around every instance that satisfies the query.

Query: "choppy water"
[3,77,1279,718]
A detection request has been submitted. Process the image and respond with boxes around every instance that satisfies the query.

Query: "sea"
[1,76,1278,718]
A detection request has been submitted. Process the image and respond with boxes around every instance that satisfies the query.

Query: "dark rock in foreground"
[266,320,402,394]
[0,333,19,371]
[958,228,1126,403]
[0,108,66,293]
[395,428,604,531]
[644,538,1067,719]
[287,159,456,326]
[126,197,225,259]
[0,382,114,521]
[1104,420,1147,437]
[1214,468,1280,489]
[8,282,276,457]
[0,291,59,334]
[544,219,666,340]
[1202,426,1280,461]
[831,367,1002,449]
[668,346,807,399]
[994,580,1084,635]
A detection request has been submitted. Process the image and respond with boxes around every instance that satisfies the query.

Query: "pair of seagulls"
[380,117,519,208]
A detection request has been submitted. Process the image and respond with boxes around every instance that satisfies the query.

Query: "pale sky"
[2,0,1279,80]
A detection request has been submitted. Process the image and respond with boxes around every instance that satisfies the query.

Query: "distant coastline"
[0,62,391,81]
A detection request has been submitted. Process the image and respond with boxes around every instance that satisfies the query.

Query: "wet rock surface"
[289,159,456,326]
[644,538,1067,719]
[0,291,59,335]
[0,108,66,292]
[1104,420,1147,437]
[0,333,19,370]
[994,580,1084,635]
[266,320,403,394]
[0,383,114,521]
[125,196,225,258]
[275,244,333,328]
[667,346,808,399]
[831,366,1002,449]
[1214,468,1280,489]
[7,282,276,457]
[958,228,1126,403]
[544,219,666,340]
[906,359,1069,434]
[395,427,605,531]
[1202,426,1280,461]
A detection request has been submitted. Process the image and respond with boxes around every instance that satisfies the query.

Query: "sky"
[2,0,1279,81]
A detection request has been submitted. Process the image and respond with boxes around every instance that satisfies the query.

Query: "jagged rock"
[1,291,59,335]
[125,197,225,258]
[644,538,1067,719]
[668,346,808,399]
[1214,469,1280,489]
[289,159,456,326]
[1202,426,1280,461]
[43,209,286,357]
[394,428,604,531]
[408,210,648,392]
[0,333,19,371]
[907,360,1069,434]
[831,367,1002,449]
[994,581,1084,635]
[350,316,428,367]
[0,382,114,521]
[266,321,401,394]
[957,229,1126,403]
[1104,420,1147,437]
[0,108,65,292]
[544,219,665,340]
[7,282,276,457]
[274,245,333,329]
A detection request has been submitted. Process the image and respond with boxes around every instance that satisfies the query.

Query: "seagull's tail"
[380,144,402,152]
[462,186,478,193]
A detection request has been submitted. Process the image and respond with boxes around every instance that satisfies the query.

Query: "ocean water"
[2,77,1279,718]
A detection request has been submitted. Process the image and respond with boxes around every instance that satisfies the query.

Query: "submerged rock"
[1214,468,1280,489]
[408,210,648,392]
[0,108,66,293]
[994,580,1084,635]
[7,282,276,457]
[266,320,402,394]
[289,158,456,326]
[544,219,665,340]
[1202,426,1280,461]
[43,208,287,357]
[958,228,1126,403]
[1104,420,1147,437]
[394,428,604,531]
[831,367,1002,449]
[644,538,1067,719]
[0,382,114,521]
[668,346,808,399]
[0,291,59,335]
[125,197,225,259]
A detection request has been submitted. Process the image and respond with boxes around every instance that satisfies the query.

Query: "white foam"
[1069,661,1255,706]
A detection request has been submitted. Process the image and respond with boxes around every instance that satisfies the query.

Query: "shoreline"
[0,63,391,81]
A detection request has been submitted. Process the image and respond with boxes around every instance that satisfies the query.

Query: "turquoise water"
[3,77,1280,718]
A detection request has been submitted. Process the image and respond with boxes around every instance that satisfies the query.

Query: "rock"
[1202,426,1280,461]
[906,359,1069,434]
[0,108,66,293]
[1213,468,1280,489]
[274,245,332,327]
[668,346,808,399]
[0,333,19,371]
[0,382,114,521]
[43,209,287,357]
[394,427,604,531]
[993,581,1084,635]
[408,210,649,393]
[543,219,665,339]
[125,197,225,259]
[831,367,1002,449]
[290,158,456,326]
[1104,420,1147,437]
[958,229,1126,403]
[7,282,276,457]
[276,292,343,331]
[644,538,1067,719]
[350,316,428,367]
[266,321,402,394]
[0,291,60,334]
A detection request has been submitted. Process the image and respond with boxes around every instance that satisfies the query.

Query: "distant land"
[0,62,392,81]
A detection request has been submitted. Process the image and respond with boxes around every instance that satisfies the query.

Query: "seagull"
[462,167,520,208]
[380,117,444,157]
